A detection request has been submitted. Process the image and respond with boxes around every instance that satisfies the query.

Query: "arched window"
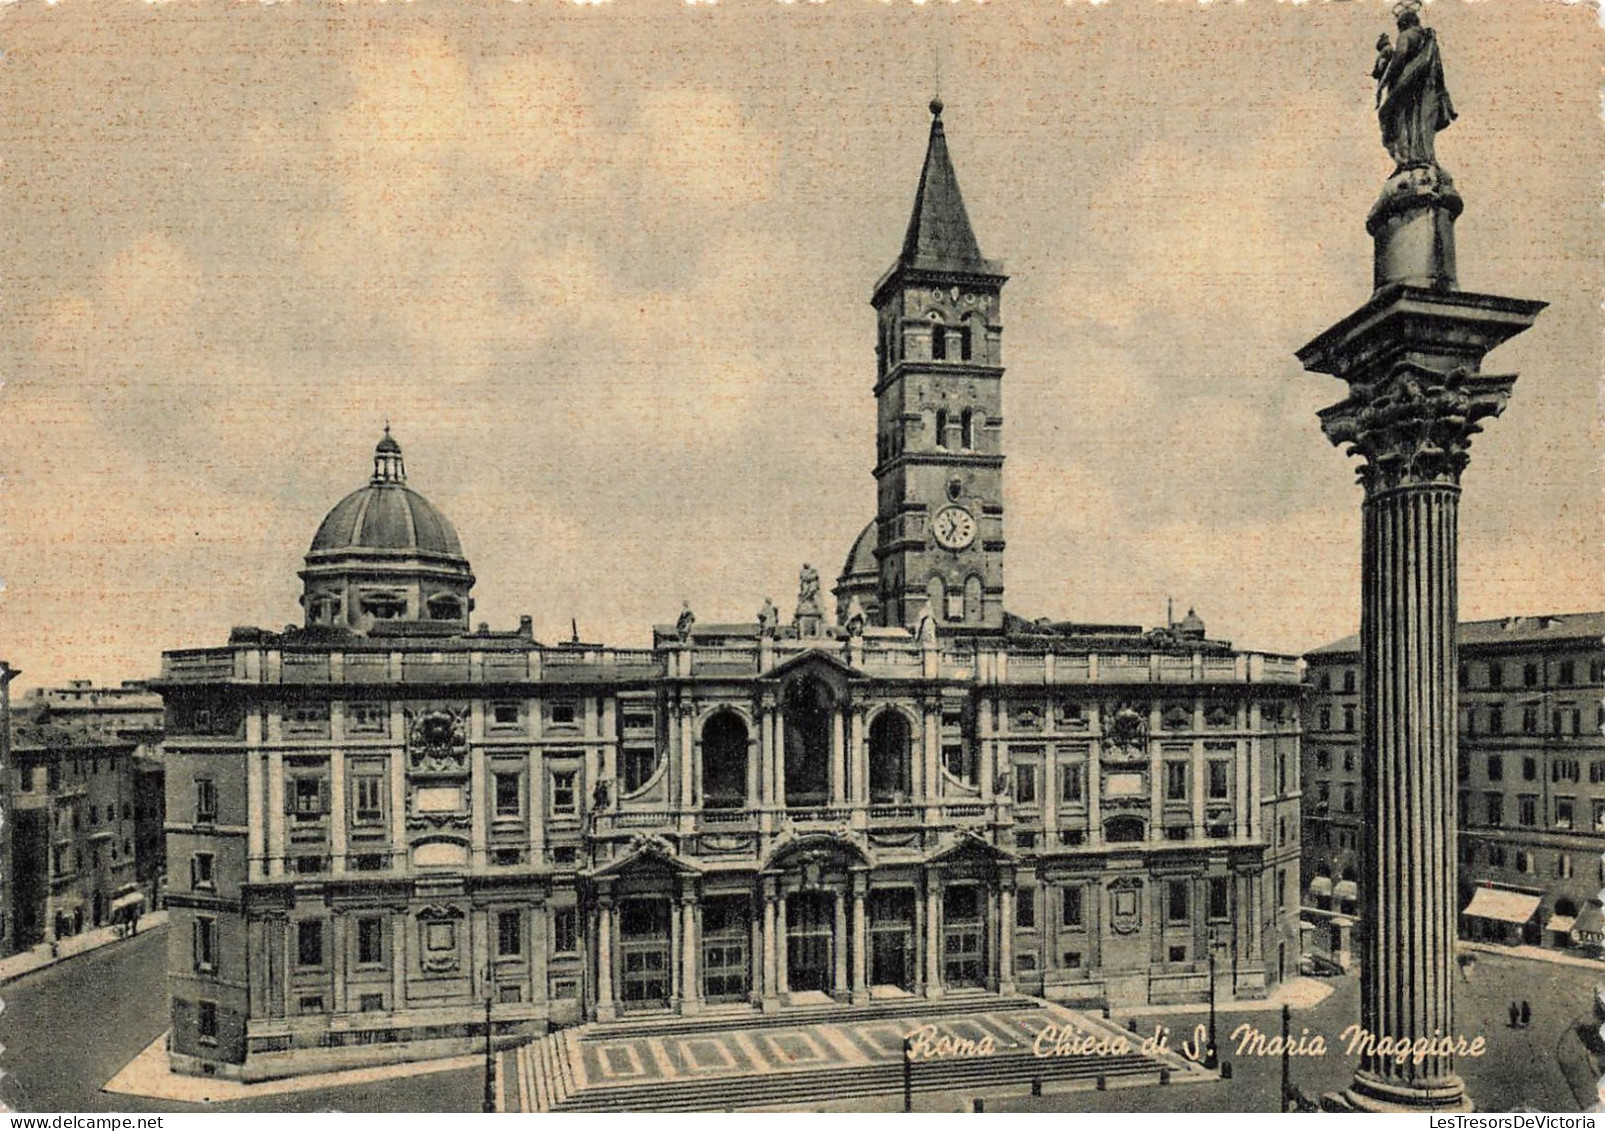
[963,575,983,623]
[960,409,975,450]
[868,712,912,803]
[957,325,972,361]
[934,409,950,451]
[782,679,832,807]
[702,712,749,810]
[930,322,947,361]
[926,575,946,621]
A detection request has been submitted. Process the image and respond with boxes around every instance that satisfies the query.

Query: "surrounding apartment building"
[1302,612,1605,961]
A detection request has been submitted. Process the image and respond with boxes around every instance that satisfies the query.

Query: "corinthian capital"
[1318,363,1515,493]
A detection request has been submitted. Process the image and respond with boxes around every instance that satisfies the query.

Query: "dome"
[310,484,464,558]
[840,520,878,581]
[308,431,465,560]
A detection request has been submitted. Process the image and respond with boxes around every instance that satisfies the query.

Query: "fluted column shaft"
[1353,482,1462,1106]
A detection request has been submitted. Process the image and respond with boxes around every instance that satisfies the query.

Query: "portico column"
[830,710,846,806]
[1299,117,1544,1109]
[850,871,869,1003]
[776,891,790,995]
[832,888,849,996]
[761,881,780,1010]
[596,895,616,1021]
[999,872,1017,995]
[849,707,866,807]
[774,713,787,810]
[923,870,942,998]
[680,889,700,1015]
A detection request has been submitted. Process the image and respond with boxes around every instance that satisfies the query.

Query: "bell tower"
[871,99,1007,633]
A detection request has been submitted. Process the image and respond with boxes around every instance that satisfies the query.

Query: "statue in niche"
[1373,1,1456,170]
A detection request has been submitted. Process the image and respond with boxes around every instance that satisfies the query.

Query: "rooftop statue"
[1374,2,1457,170]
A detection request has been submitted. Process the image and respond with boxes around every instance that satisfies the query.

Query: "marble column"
[923,871,942,998]
[680,891,700,1014]
[998,878,1016,995]
[761,883,780,1011]
[596,896,616,1021]
[832,889,849,996]
[776,893,790,995]
[1299,146,1544,1112]
[850,872,869,1003]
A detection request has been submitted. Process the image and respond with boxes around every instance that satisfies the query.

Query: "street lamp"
[1206,924,1225,1069]
[482,964,497,1113]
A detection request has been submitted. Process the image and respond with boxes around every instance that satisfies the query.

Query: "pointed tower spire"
[895,99,995,276]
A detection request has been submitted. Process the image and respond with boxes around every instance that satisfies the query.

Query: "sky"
[0,0,1598,691]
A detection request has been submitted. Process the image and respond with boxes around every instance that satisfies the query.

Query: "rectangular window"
[1060,763,1083,803]
[1319,707,1331,731]
[348,702,388,735]
[1060,886,1084,930]
[297,920,324,968]
[195,777,217,823]
[1489,707,1504,735]
[354,775,385,824]
[1165,762,1188,802]
[291,776,328,817]
[1489,664,1504,689]
[1487,755,1503,782]
[197,1000,218,1042]
[193,916,217,973]
[297,994,326,1016]
[494,772,522,819]
[359,993,385,1012]
[1519,795,1537,826]
[1168,944,1188,963]
[622,747,657,795]
[1524,757,1538,781]
[1016,889,1037,929]
[1167,880,1189,924]
[286,702,330,734]
[1343,707,1356,733]
[1560,661,1576,685]
[548,700,577,726]
[1485,793,1503,826]
[1524,663,1539,688]
[1207,760,1230,800]
[191,852,215,891]
[1208,877,1229,920]
[497,910,522,957]
[1523,707,1539,735]
[553,908,579,954]
[1015,763,1038,805]
[490,702,521,728]
[551,771,577,816]
[1556,797,1575,830]
[346,917,380,966]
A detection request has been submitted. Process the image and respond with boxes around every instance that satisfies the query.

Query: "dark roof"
[310,482,464,558]
[840,520,877,581]
[1308,611,1605,658]
[894,101,998,277]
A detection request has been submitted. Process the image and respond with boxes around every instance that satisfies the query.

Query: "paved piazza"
[506,1001,1207,1112]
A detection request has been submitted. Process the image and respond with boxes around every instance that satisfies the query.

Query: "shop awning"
[1547,915,1576,936]
[1308,876,1333,897]
[1334,880,1359,901]
[110,891,145,914]
[1574,902,1605,941]
[1462,887,1541,924]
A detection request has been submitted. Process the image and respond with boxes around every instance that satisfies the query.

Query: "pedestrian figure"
[1508,1002,1520,1028]
[1520,1001,1531,1028]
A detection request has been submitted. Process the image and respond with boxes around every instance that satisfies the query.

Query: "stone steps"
[585,990,1039,1042]
[548,1046,1179,1112]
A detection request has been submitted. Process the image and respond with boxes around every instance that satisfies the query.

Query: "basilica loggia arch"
[585,834,1021,1019]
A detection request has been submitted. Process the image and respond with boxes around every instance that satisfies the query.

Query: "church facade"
[158,103,1304,1081]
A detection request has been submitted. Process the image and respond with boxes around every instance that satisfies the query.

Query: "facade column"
[774,713,787,810]
[530,901,548,1009]
[247,748,266,882]
[391,911,408,1010]
[330,749,347,875]
[850,870,869,1003]
[776,892,790,995]
[998,873,1016,995]
[830,710,846,806]
[680,890,700,1014]
[922,699,941,821]
[1087,735,1102,846]
[266,750,286,878]
[761,880,779,1010]
[596,895,616,1021]
[832,888,848,996]
[332,914,348,1013]
[923,870,942,998]
[1299,139,1543,1110]
[849,707,866,807]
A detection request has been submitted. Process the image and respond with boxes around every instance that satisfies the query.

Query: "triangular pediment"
[926,829,1016,866]
[586,833,700,879]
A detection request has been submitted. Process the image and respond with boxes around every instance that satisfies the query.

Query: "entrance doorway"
[619,898,672,1011]
[701,896,752,1003]
[869,888,916,990]
[942,885,987,988]
[786,891,834,993]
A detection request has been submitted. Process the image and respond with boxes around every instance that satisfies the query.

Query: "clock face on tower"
[931,505,977,551]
